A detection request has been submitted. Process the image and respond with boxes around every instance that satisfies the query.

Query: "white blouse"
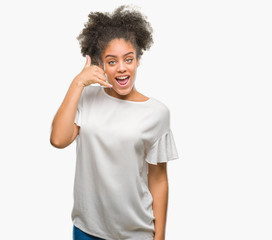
[72,85,179,240]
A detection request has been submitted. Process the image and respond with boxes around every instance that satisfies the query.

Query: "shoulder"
[81,85,101,101]
[146,97,171,139]
[144,98,172,146]
[77,85,101,109]
[83,85,100,96]
[150,97,170,121]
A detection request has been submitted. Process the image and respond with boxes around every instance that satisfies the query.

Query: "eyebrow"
[105,51,134,58]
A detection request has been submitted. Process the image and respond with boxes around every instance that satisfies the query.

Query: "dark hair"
[77,5,154,65]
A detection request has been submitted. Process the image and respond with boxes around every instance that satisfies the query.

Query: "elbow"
[50,124,77,149]
[50,136,68,149]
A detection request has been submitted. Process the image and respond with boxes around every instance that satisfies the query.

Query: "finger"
[84,55,92,68]
[98,79,112,88]
[93,65,106,75]
[95,72,107,81]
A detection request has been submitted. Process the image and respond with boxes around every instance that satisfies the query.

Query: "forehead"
[103,38,136,56]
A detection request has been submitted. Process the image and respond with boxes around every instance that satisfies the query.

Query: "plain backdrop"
[0,0,271,239]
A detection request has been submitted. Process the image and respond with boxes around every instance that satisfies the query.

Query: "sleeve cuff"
[145,129,179,165]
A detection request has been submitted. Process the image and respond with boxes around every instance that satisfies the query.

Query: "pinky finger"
[99,80,112,88]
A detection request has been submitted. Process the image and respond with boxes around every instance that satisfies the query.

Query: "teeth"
[116,76,129,80]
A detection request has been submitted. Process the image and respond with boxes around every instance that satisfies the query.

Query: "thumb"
[84,55,92,68]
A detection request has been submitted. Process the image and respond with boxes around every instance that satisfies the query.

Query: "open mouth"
[115,75,130,87]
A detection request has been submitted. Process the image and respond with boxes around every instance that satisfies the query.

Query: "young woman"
[50,5,179,240]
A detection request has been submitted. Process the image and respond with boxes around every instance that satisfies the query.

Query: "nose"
[117,61,126,73]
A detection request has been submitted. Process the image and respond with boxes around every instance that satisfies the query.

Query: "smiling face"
[101,38,140,98]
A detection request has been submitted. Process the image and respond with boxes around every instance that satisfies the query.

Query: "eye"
[125,58,133,63]
[108,60,116,65]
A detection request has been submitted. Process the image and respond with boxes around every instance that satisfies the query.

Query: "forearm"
[50,77,84,148]
[150,180,168,240]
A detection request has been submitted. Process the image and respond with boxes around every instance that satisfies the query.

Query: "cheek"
[106,69,115,78]
[130,67,137,78]
[128,64,137,73]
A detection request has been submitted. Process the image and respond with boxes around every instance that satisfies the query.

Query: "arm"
[50,77,84,148]
[50,55,111,149]
[148,162,168,240]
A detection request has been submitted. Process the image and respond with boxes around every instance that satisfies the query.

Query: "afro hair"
[76,5,154,65]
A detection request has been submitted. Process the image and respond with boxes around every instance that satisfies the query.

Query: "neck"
[105,86,138,101]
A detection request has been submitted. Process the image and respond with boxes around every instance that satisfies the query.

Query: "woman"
[50,5,179,240]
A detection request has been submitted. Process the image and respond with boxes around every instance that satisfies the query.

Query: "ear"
[136,58,140,67]
[98,61,104,70]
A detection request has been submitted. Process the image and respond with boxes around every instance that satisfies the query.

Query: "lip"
[115,75,130,88]
[115,75,130,79]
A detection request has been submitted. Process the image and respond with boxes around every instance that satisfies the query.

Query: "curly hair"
[76,5,154,65]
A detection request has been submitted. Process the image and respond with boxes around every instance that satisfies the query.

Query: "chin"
[111,78,135,95]
[114,86,132,96]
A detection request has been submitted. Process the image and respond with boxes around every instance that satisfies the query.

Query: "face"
[100,38,140,96]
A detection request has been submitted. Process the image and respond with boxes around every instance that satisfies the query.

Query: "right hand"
[75,55,112,88]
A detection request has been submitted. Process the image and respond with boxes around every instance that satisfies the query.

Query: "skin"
[148,163,168,240]
[100,38,150,102]
[50,37,168,240]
